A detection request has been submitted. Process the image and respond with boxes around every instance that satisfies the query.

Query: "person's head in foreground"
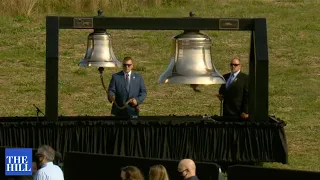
[121,166,144,180]
[149,164,169,180]
[35,145,55,167]
[177,159,197,179]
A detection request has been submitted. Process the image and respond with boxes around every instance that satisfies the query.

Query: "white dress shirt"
[33,162,64,180]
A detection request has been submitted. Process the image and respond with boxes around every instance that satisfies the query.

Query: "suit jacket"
[219,71,248,117]
[108,71,147,116]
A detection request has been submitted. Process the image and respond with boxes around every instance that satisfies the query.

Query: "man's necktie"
[125,73,130,91]
[226,74,234,88]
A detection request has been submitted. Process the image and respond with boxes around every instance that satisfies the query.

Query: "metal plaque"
[73,18,93,29]
[219,19,239,30]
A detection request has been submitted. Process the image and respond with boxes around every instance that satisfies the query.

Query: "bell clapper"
[98,67,108,94]
[190,84,201,92]
[98,67,104,74]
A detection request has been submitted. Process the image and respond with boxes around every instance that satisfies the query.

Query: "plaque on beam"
[219,19,239,30]
[73,18,93,29]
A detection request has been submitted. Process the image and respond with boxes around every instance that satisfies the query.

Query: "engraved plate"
[219,19,239,30]
[73,18,93,28]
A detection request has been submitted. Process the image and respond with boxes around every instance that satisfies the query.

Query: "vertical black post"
[249,31,256,121]
[45,17,59,121]
[253,18,269,122]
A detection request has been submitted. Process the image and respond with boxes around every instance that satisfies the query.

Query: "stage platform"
[0,115,288,164]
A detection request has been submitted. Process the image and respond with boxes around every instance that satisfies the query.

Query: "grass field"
[0,0,319,172]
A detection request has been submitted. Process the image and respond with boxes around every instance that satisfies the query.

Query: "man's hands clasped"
[108,95,137,107]
[129,98,138,106]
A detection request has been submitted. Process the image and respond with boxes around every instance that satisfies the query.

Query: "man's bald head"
[178,159,196,170]
[178,159,196,179]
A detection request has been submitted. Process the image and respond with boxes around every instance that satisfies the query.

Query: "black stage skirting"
[0,116,288,164]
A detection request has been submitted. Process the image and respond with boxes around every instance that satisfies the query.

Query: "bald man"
[177,159,199,180]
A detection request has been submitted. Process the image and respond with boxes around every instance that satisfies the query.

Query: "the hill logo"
[5,148,32,176]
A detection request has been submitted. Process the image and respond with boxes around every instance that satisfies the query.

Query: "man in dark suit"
[108,57,147,117]
[218,57,249,120]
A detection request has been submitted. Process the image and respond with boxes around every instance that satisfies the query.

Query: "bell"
[158,31,225,85]
[79,30,121,68]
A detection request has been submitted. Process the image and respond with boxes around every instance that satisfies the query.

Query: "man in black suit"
[218,57,249,120]
[108,57,147,117]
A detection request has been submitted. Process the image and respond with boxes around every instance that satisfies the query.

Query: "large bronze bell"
[79,30,121,68]
[158,30,225,85]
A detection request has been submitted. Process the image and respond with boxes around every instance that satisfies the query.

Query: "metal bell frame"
[46,11,269,123]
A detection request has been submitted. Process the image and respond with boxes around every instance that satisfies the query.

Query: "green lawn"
[0,0,319,171]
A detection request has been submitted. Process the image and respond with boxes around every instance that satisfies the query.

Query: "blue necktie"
[226,74,234,88]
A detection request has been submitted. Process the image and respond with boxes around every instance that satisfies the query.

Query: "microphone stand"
[33,104,44,121]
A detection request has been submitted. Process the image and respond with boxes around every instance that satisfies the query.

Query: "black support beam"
[249,31,256,121]
[253,18,269,122]
[56,16,253,30]
[46,16,59,121]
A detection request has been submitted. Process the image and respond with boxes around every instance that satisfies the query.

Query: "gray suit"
[108,71,147,116]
